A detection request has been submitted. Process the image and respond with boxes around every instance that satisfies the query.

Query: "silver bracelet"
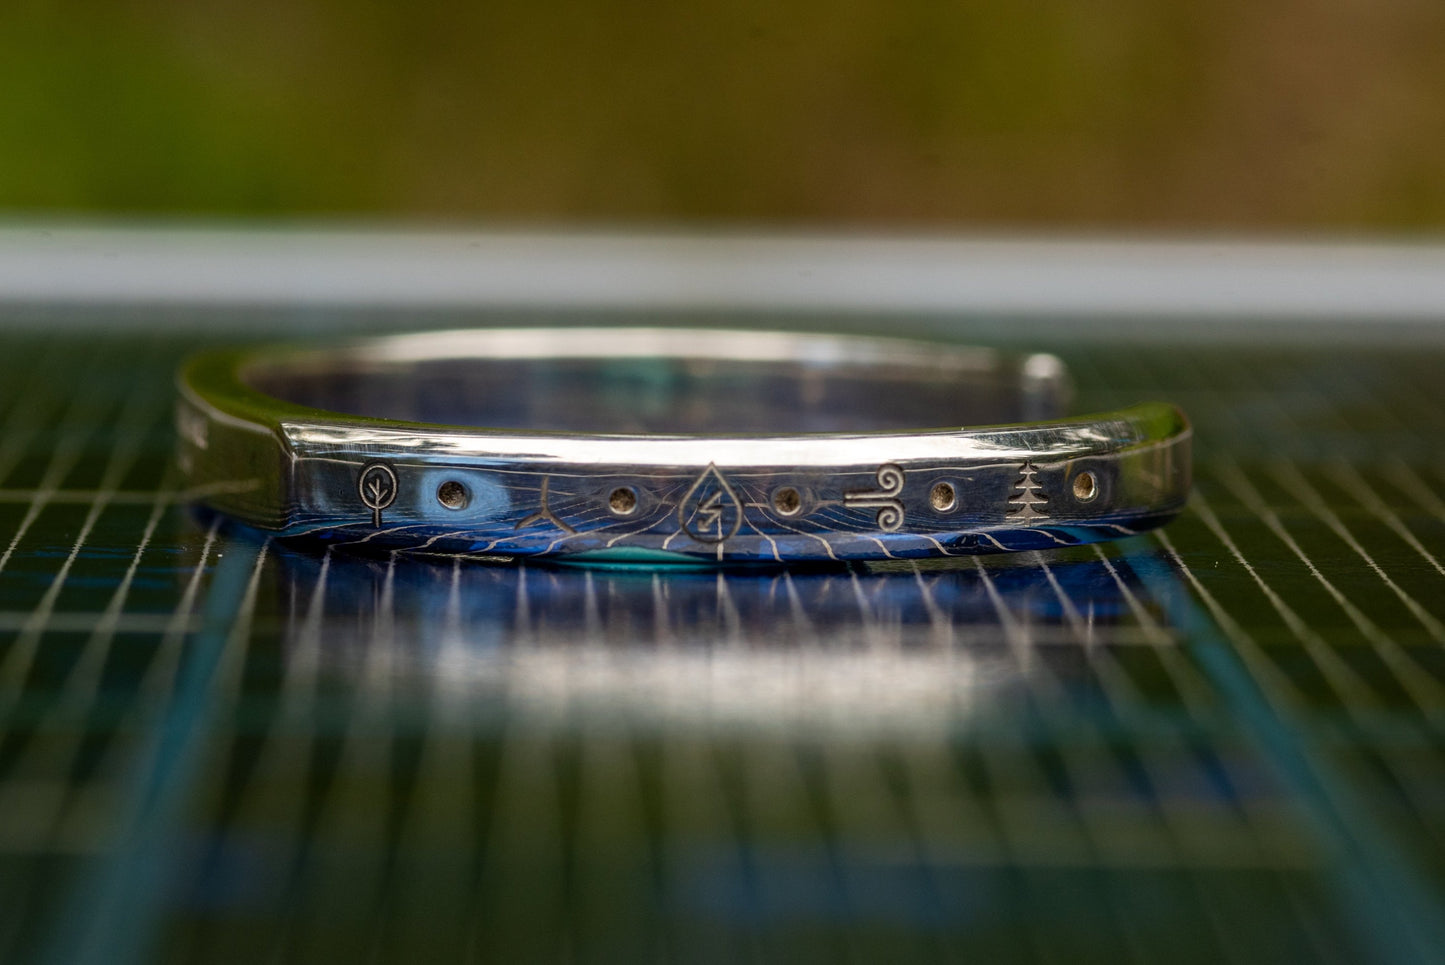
[176,327,1191,564]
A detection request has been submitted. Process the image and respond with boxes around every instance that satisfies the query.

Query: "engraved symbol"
[844,463,906,531]
[515,476,578,534]
[1007,461,1050,520]
[358,462,398,527]
[679,463,743,543]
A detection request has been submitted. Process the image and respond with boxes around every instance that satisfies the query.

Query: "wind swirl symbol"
[844,463,906,532]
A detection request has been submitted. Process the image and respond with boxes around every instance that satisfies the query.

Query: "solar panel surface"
[2,304,1444,964]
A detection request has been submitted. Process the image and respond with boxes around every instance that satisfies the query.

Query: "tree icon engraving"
[358,462,398,527]
[1006,461,1049,520]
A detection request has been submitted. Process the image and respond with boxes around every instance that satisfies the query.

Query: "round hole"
[1073,471,1098,502]
[772,487,802,516]
[609,487,638,515]
[930,481,957,512]
[437,480,469,510]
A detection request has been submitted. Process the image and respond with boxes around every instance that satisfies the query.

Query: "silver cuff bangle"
[175,327,1192,564]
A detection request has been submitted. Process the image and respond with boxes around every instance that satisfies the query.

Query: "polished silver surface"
[176,327,1191,563]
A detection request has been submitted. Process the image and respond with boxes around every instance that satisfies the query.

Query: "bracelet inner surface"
[241,330,1070,435]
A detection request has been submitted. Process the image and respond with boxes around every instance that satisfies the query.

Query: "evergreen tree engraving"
[1006,461,1049,520]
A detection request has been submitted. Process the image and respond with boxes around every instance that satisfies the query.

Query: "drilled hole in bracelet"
[1073,471,1098,502]
[772,487,802,516]
[609,487,638,515]
[930,481,957,512]
[437,480,470,510]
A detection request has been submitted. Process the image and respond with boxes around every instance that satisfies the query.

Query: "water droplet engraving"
[679,464,743,543]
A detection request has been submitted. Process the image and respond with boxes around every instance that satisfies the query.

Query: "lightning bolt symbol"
[697,490,724,535]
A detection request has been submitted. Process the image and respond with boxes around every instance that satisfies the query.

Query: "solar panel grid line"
[1270,461,1445,643]
[845,569,885,652]
[1324,461,1445,581]
[181,712,298,956]
[1074,744,1234,961]
[906,563,959,652]
[978,557,1089,717]
[1089,546,1219,716]
[625,737,676,962]
[44,534,269,965]
[1181,494,1371,715]
[1031,551,1142,716]
[579,566,604,642]
[130,516,223,721]
[1376,461,1445,546]
[1250,354,1445,611]
[1152,526,1301,715]
[0,479,178,854]
[1052,554,1191,718]
[1087,546,1168,650]
[744,734,826,962]
[712,570,746,648]
[1329,351,1445,449]
[473,727,568,961]
[1131,512,1445,964]
[1339,738,1445,861]
[623,732,692,957]
[0,488,239,506]
[988,745,1109,965]
[1186,765,1333,955]
[980,744,1151,962]
[0,388,174,705]
[0,337,73,488]
[1018,579,1221,884]
[1085,344,1445,960]
[0,351,117,578]
[511,562,534,646]
[403,681,485,962]
[1090,641,1154,718]
[441,555,464,646]
[580,731,648,960]
[1210,456,1445,721]
[813,738,939,960]
[969,559,1032,666]
[1273,885,1354,965]
[809,737,879,952]
[1150,529,1343,868]
[783,567,825,645]
[657,732,755,962]
[338,595,419,965]
[289,546,333,703]
[855,741,961,961]
[275,553,399,962]
[0,612,206,634]
[1152,343,1418,709]
[912,741,1042,961]
[746,738,850,962]
[306,548,407,959]
[8,328,1445,962]
[241,740,347,955]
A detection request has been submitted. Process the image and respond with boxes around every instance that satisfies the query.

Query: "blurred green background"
[2,0,1443,228]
